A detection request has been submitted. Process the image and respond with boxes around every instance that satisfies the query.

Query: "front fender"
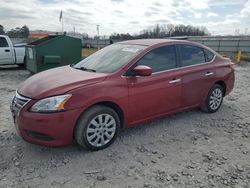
[65,78,130,127]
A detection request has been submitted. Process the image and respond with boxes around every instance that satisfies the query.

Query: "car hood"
[18,66,108,99]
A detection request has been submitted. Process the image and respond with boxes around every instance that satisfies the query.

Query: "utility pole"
[96,25,100,37]
[62,16,64,33]
[96,24,100,49]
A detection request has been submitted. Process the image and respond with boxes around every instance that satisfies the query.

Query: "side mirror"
[133,65,152,76]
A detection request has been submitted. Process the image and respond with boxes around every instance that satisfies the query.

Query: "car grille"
[11,91,31,113]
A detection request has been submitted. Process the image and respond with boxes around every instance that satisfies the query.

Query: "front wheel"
[74,105,120,150]
[201,84,224,113]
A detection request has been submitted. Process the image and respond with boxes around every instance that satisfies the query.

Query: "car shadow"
[0,65,25,71]
[9,104,236,163]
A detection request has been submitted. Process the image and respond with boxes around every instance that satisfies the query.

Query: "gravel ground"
[0,63,250,188]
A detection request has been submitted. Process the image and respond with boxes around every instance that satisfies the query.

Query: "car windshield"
[73,44,146,73]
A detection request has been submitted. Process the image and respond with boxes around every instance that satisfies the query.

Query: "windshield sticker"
[121,47,140,53]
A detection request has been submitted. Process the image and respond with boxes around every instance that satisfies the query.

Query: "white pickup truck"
[0,35,26,66]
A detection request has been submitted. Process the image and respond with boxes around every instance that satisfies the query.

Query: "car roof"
[117,38,219,57]
[118,39,194,46]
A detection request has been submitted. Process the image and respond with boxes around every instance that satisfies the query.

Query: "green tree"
[0,25,5,35]
[6,25,30,38]
[7,29,17,38]
[20,25,29,38]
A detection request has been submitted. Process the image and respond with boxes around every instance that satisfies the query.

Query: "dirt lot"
[0,63,250,188]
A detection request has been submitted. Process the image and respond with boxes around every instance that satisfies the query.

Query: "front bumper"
[11,95,82,147]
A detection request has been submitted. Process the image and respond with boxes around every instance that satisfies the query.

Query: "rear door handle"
[169,78,181,84]
[205,72,214,76]
[5,49,10,52]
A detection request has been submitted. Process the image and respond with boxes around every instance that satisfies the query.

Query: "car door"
[0,37,14,64]
[178,44,216,108]
[125,45,182,124]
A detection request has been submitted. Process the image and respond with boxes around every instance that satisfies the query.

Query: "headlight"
[30,94,72,113]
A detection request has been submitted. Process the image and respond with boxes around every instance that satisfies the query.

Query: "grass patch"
[82,48,98,58]
[241,55,250,62]
[220,52,250,63]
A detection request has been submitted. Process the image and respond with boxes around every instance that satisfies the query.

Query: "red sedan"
[11,39,235,150]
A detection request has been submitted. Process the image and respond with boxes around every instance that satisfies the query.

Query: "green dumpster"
[25,35,82,73]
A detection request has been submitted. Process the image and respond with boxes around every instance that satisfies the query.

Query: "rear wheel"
[201,84,224,113]
[18,56,26,68]
[74,105,120,150]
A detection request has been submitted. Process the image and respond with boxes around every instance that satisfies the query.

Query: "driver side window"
[0,37,9,47]
[136,45,177,73]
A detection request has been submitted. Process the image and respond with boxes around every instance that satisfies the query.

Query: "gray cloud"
[112,10,126,18]
[147,19,171,24]
[172,0,191,8]
[129,21,139,24]
[66,8,93,16]
[148,6,161,12]
[144,11,159,17]
[145,6,161,17]
[114,10,123,14]
[0,0,248,36]
[152,2,162,7]
[155,19,170,24]
[111,0,124,3]
[0,8,36,19]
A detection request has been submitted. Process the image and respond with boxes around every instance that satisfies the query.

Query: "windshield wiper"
[74,66,96,72]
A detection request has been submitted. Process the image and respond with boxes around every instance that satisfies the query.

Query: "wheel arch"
[94,101,125,128]
[73,101,125,140]
[214,80,226,96]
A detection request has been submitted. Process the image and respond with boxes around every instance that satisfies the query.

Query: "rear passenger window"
[204,49,215,62]
[0,37,9,47]
[179,45,205,67]
[136,45,177,73]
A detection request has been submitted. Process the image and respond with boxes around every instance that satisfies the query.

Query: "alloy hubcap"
[86,114,116,147]
[209,88,222,110]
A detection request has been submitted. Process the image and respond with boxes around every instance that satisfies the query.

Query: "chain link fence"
[82,36,250,54]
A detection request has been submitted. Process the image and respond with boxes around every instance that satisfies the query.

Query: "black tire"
[74,105,120,151]
[18,56,26,68]
[201,84,224,113]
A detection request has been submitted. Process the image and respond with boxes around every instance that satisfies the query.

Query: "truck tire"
[18,56,26,68]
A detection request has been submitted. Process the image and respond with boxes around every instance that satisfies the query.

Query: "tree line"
[110,24,210,40]
[0,25,30,38]
[0,23,209,40]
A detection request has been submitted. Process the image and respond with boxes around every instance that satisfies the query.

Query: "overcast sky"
[0,0,250,36]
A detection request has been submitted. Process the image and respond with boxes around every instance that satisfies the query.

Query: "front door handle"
[169,78,181,84]
[205,72,214,76]
[5,49,10,52]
